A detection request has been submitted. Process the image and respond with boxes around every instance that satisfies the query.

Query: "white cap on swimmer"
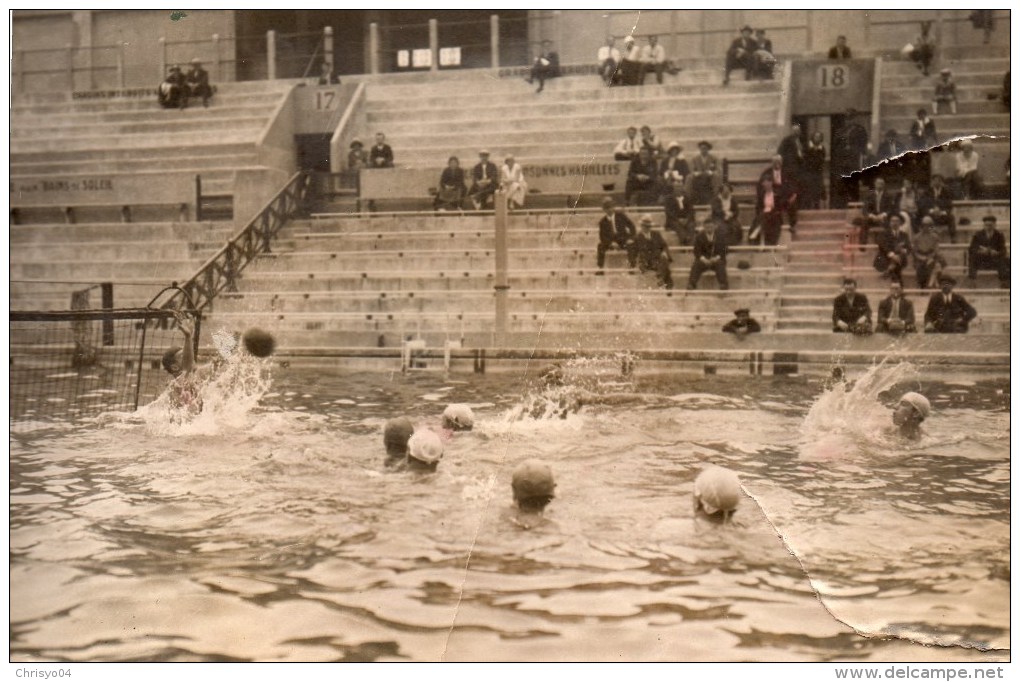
[442,404,474,431]
[407,429,444,464]
[899,392,931,420]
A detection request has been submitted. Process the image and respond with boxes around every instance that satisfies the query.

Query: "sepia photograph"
[8,7,1011,671]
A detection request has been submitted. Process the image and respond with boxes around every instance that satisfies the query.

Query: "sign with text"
[791,59,874,116]
[10,172,195,207]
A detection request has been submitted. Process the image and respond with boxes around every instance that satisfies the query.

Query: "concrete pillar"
[212,34,221,82]
[369,22,380,75]
[490,15,500,69]
[804,10,813,52]
[553,10,563,51]
[267,30,276,80]
[429,19,438,72]
[493,189,509,344]
[73,11,94,89]
[324,26,334,71]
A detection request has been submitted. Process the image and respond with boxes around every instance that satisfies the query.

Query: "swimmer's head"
[442,404,474,431]
[894,392,930,426]
[407,429,443,471]
[512,459,556,513]
[383,417,415,460]
[162,347,184,377]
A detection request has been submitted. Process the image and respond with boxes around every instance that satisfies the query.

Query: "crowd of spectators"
[723,25,776,85]
[598,34,682,87]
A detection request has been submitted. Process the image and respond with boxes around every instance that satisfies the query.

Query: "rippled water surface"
[9,359,1010,662]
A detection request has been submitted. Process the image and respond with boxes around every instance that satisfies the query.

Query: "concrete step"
[11,153,261,176]
[11,114,271,138]
[11,126,264,153]
[881,99,1008,116]
[776,314,1008,334]
[882,71,1006,89]
[9,103,279,125]
[881,57,1009,76]
[11,142,259,164]
[10,239,210,263]
[780,290,1008,310]
[11,259,200,281]
[10,221,233,244]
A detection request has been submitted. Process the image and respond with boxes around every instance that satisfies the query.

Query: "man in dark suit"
[832,278,873,334]
[687,220,729,290]
[759,155,798,235]
[722,308,762,335]
[662,176,696,245]
[625,147,660,205]
[633,214,673,289]
[778,124,805,180]
[596,197,637,272]
[918,174,957,242]
[527,40,560,93]
[468,150,499,209]
[877,129,904,161]
[753,29,775,79]
[876,280,916,334]
[924,275,977,332]
[369,132,394,168]
[185,58,213,107]
[908,108,937,151]
[828,35,852,59]
[968,215,1009,286]
[859,177,896,246]
[723,25,756,85]
[711,183,742,246]
[751,177,784,246]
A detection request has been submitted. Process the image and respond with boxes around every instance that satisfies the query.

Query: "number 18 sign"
[817,64,849,89]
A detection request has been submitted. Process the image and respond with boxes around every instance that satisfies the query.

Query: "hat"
[383,417,414,455]
[983,215,997,224]
[512,459,556,500]
[601,196,615,208]
[169,65,181,72]
[940,68,951,75]
[191,57,202,64]
[407,429,444,464]
[349,139,363,148]
[698,140,713,150]
[899,392,931,420]
[667,140,682,152]
[737,259,751,270]
[734,308,750,316]
[479,149,490,156]
[740,25,753,33]
[639,214,653,226]
[938,274,956,285]
[920,216,934,226]
[442,404,474,431]
[623,35,635,43]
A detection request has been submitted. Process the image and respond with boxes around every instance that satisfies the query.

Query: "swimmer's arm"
[175,313,197,373]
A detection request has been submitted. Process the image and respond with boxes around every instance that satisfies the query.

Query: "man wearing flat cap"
[722,308,761,335]
[596,197,637,272]
[924,275,977,333]
[689,140,721,205]
[469,150,499,210]
[185,57,213,107]
[633,214,673,289]
[724,25,757,85]
[968,215,1009,287]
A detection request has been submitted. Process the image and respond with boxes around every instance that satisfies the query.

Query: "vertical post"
[267,30,277,80]
[116,42,125,88]
[935,10,944,53]
[804,10,813,53]
[670,11,679,61]
[429,18,439,72]
[66,44,75,91]
[493,189,509,344]
[490,14,500,69]
[553,10,563,51]
[324,26,334,72]
[212,33,221,82]
[699,11,707,60]
[195,174,204,223]
[101,283,114,346]
[369,22,380,74]
[158,37,166,80]
[870,57,884,149]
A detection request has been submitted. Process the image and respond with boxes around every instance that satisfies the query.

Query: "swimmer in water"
[510,459,556,529]
[404,429,443,472]
[892,391,930,440]
[162,312,203,414]
[383,417,415,468]
[442,404,474,431]
[693,465,742,524]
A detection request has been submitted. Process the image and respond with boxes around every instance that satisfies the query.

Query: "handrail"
[870,57,883,148]
[165,171,310,312]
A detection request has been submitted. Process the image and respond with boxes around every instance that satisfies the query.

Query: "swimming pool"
[9,359,1010,662]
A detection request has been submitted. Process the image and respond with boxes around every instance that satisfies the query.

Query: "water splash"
[503,354,639,423]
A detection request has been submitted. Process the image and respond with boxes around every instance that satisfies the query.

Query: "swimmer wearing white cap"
[442,404,474,431]
[406,429,444,472]
[892,391,930,439]
[693,465,742,524]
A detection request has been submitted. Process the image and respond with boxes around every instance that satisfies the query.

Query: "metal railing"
[167,171,310,312]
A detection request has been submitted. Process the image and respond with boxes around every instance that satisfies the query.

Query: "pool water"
[9,358,1010,662]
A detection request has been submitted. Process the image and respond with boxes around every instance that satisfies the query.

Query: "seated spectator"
[873,214,912,281]
[722,308,762,335]
[687,220,729,290]
[526,40,560,93]
[968,215,1009,287]
[369,132,394,168]
[932,69,957,114]
[639,125,663,159]
[876,281,917,334]
[659,141,689,187]
[625,147,660,206]
[641,35,667,85]
[955,140,982,199]
[760,155,798,236]
[688,140,721,205]
[909,21,936,77]
[723,25,756,85]
[633,215,674,289]
[918,174,956,242]
[750,177,783,247]
[597,36,621,86]
[924,275,977,333]
[909,109,937,150]
[832,278,873,334]
[317,60,341,85]
[596,197,636,273]
[500,154,527,210]
[185,58,213,108]
[969,10,995,44]
[468,150,499,210]
[614,126,641,161]
[662,175,696,245]
[895,178,921,232]
[620,35,643,86]
[157,65,185,109]
[877,129,905,162]
[752,29,776,80]
[860,177,895,246]
[711,183,743,246]
[777,123,805,182]
[434,156,466,211]
[803,131,827,210]
[828,35,852,60]
[912,216,947,289]
[347,139,368,171]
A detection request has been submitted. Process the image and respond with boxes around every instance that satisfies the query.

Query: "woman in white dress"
[500,155,528,210]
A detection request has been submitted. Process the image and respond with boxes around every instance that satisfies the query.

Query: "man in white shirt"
[597,36,621,86]
[614,126,641,161]
[640,35,667,84]
[954,140,982,199]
